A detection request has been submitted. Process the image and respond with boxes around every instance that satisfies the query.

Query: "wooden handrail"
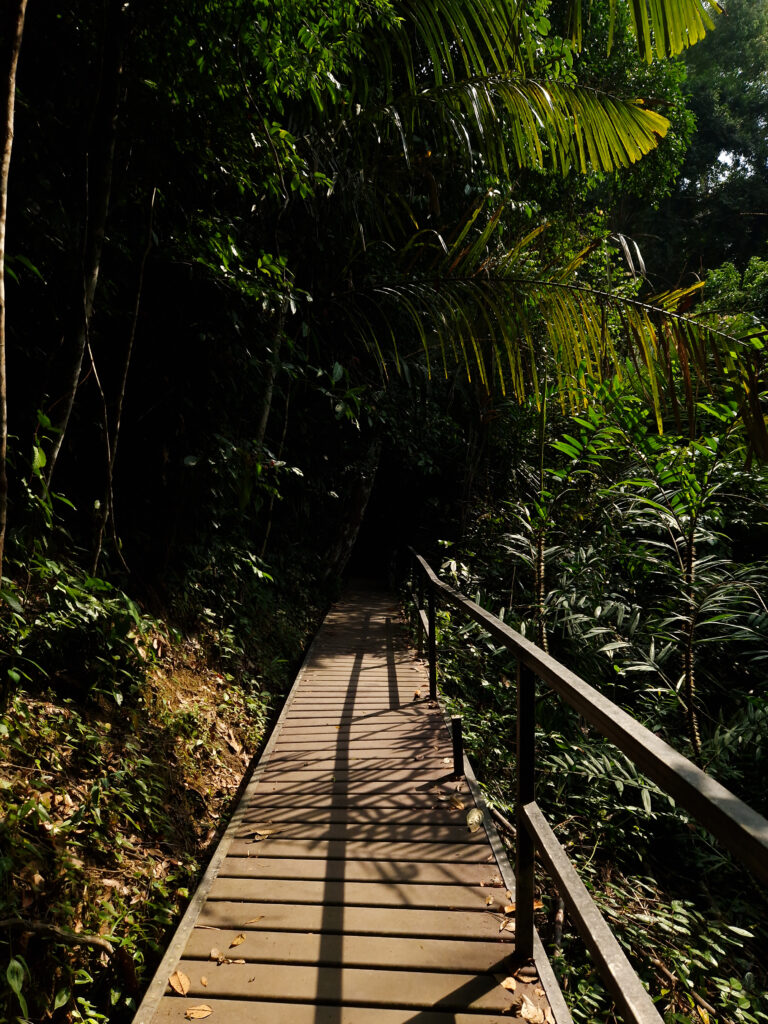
[409,549,768,1024]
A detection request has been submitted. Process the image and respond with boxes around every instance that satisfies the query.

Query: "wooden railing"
[410,550,768,1024]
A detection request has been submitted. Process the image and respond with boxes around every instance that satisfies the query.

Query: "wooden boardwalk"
[135,588,556,1024]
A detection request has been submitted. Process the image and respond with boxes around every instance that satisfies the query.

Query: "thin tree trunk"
[45,0,122,486]
[323,435,382,582]
[259,379,291,560]
[255,304,287,454]
[91,188,155,574]
[0,0,28,583]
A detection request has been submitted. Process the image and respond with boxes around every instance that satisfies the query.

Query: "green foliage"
[409,372,768,1023]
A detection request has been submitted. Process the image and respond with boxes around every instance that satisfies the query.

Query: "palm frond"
[358,212,767,457]
[567,0,721,62]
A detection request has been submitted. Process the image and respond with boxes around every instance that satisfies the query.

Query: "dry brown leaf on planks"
[244,916,263,925]
[504,899,544,914]
[209,948,243,966]
[246,829,277,843]
[485,894,495,906]
[495,975,516,991]
[229,934,246,948]
[519,994,545,1023]
[184,1006,213,1020]
[449,795,465,810]
[200,978,208,988]
[169,971,190,996]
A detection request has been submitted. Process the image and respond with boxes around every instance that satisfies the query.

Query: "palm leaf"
[359,209,767,457]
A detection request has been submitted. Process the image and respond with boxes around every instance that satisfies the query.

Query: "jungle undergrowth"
[403,584,768,1024]
[0,552,323,1024]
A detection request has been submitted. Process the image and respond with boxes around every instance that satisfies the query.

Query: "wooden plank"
[261,752,447,767]
[257,756,448,770]
[226,838,493,861]
[254,768,455,784]
[195,901,509,939]
[233,823,487,843]
[243,792,468,810]
[170,959,518,1012]
[207,877,503,911]
[249,780,464,798]
[182,929,513,972]
[217,856,503,885]
[276,722,445,733]
[271,738,449,749]
[237,806,469,825]
[151,997,521,1024]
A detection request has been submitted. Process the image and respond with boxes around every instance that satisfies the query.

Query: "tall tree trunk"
[45,0,122,486]
[0,0,28,583]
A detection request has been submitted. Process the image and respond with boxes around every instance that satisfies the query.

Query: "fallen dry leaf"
[535,988,545,997]
[184,1006,213,1020]
[449,795,465,810]
[520,995,545,1023]
[496,976,517,991]
[499,918,515,933]
[229,934,246,948]
[504,899,544,914]
[466,808,484,833]
[544,1008,555,1024]
[226,729,242,754]
[200,978,208,988]
[169,970,191,996]
[244,916,264,925]
[485,894,495,906]
[413,690,421,698]
[209,948,223,961]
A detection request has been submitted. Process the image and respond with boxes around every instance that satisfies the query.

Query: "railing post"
[451,716,464,778]
[427,586,437,700]
[516,658,536,960]
[416,569,425,657]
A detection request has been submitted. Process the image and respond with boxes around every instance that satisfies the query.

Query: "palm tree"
[264,0,765,459]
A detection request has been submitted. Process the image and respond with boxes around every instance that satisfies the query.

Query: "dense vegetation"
[0,0,765,1022]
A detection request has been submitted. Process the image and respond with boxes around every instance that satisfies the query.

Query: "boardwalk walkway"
[135,587,555,1024]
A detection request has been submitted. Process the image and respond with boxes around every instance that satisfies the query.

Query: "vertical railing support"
[451,716,464,778]
[427,586,437,700]
[515,658,536,960]
[416,568,425,657]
